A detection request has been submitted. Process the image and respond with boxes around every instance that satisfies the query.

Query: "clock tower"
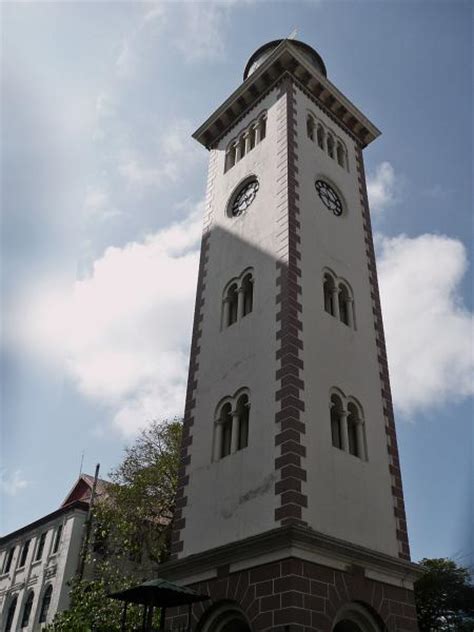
[161,40,420,632]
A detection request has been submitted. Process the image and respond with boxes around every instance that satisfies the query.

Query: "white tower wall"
[294,88,399,556]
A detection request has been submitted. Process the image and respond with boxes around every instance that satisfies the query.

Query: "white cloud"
[83,186,121,222]
[367,161,398,215]
[10,206,203,436]
[173,2,228,63]
[115,2,165,79]
[114,0,242,77]
[118,119,200,189]
[377,233,473,417]
[1,470,29,497]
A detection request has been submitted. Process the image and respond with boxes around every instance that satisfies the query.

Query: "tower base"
[159,526,420,631]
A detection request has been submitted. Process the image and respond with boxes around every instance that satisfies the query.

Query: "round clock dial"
[315,180,343,216]
[231,179,259,217]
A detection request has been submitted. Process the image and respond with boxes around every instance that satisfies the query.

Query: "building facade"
[0,475,103,631]
[160,40,420,631]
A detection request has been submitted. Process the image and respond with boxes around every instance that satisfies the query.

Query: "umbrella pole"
[142,604,148,632]
[159,606,166,631]
[187,603,192,631]
[120,602,128,632]
[147,605,154,631]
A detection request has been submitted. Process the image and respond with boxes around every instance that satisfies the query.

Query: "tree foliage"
[46,419,182,631]
[415,558,474,631]
[44,574,147,632]
[103,418,182,568]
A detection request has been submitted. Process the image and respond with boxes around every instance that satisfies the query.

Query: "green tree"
[415,558,474,631]
[44,574,145,632]
[105,417,182,567]
[46,419,182,632]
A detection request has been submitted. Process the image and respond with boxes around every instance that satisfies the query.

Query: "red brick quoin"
[165,557,418,631]
[274,76,308,529]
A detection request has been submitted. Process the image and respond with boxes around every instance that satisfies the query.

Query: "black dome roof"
[243,39,327,81]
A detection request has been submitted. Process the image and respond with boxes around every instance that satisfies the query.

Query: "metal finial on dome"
[287,27,298,40]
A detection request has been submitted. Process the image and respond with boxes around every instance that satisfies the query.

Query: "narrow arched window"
[327,133,335,158]
[241,273,253,317]
[259,114,266,141]
[317,124,325,150]
[225,284,238,327]
[18,539,30,568]
[52,525,62,554]
[307,114,315,141]
[338,284,350,326]
[21,591,34,628]
[347,403,360,457]
[3,546,15,573]
[330,395,343,449]
[237,135,246,161]
[35,532,46,561]
[323,274,335,316]
[39,585,53,624]
[336,142,345,168]
[236,394,249,450]
[249,126,256,151]
[5,596,18,632]
[225,144,236,172]
[220,403,232,458]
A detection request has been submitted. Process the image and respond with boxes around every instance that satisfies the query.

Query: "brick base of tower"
[160,526,420,631]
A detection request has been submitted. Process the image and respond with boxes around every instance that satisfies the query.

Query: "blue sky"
[1,1,472,569]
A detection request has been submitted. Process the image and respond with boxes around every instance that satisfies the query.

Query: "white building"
[0,475,105,631]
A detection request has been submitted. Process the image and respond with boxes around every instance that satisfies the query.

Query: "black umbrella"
[109,578,209,632]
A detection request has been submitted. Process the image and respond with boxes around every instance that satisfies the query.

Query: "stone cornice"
[193,40,380,150]
[159,525,421,586]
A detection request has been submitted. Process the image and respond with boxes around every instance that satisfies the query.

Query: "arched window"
[307,114,315,141]
[249,126,256,151]
[323,272,355,328]
[3,547,15,573]
[317,124,325,150]
[197,601,252,632]
[35,532,46,561]
[223,112,267,173]
[225,284,239,327]
[4,596,18,632]
[338,283,350,326]
[220,403,232,459]
[259,114,266,141]
[347,403,359,457]
[214,391,251,461]
[21,591,34,628]
[347,402,366,460]
[236,394,249,450]
[39,585,53,624]
[237,135,246,162]
[333,601,383,631]
[222,271,254,327]
[323,274,336,316]
[225,144,236,172]
[330,395,343,450]
[327,133,335,158]
[52,525,62,554]
[241,273,253,317]
[18,539,30,568]
[336,142,346,168]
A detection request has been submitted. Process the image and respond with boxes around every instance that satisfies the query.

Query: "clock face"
[315,180,343,216]
[231,179,259,217]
